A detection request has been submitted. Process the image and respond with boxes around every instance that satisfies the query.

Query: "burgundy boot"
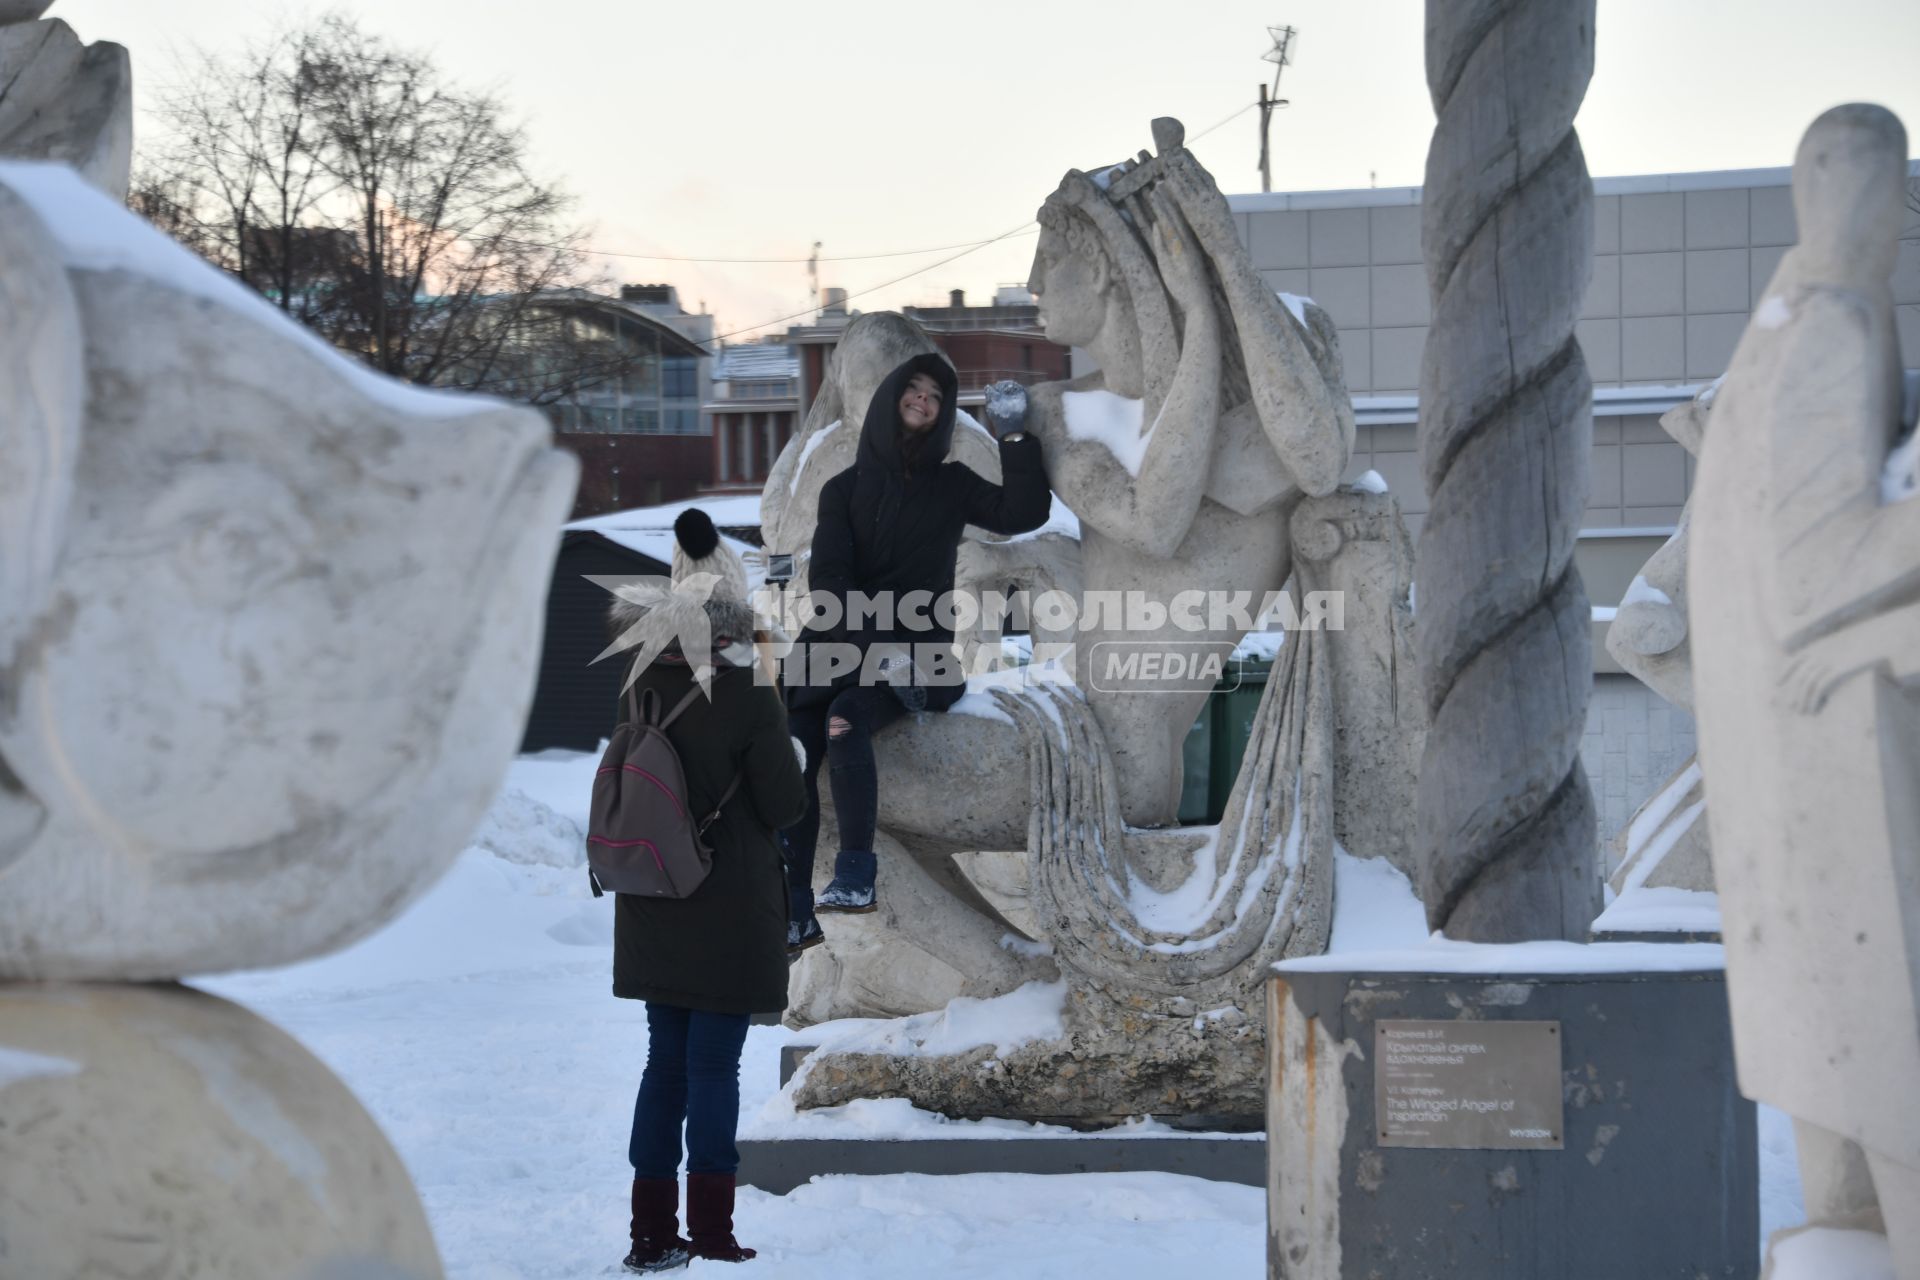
[686,1172,757,1262]
[623,1177,690,1273]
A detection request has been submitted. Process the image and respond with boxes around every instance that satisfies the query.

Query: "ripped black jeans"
[782,685,908,920]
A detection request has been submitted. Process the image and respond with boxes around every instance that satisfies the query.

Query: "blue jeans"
[628,1003,752,1178]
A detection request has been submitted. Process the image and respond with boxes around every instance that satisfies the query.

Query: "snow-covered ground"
[196,751,1262,1278]
[198,748,1808,1278]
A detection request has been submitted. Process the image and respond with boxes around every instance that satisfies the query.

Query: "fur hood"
[607,590,760,670]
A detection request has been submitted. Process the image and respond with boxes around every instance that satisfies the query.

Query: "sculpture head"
[1029,173,1150,396]
[1029,187,1118,349]
[1791,103,1907,286]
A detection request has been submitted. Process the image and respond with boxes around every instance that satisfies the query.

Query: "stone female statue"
[1690,102,1920,1271]
[777,126,1404,1117]
[1016,126,1355,826]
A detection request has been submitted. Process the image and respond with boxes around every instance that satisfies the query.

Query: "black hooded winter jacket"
[790,352,1050,712]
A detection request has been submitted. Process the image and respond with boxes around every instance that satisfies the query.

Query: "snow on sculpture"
[1690,102,1920,1275]
[778,121,1426,1122]
[1413,0,1602,942]
[0,9,577,1274]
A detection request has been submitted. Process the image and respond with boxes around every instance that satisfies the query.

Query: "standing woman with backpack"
[598,509,807,1273]
[784,352,1049,948]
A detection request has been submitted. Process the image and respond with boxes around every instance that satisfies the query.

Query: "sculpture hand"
[1145,186,1211,317]
[1158,148,1239,259]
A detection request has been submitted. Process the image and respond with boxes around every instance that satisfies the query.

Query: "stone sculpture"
[1413,0,1601,942]
[780,122,1428,1122]
[1605,385,1712,897]
[0,9,578,1274]
[1690,102,1920,1276]
[0,8,129,197]
[0,163,576,981]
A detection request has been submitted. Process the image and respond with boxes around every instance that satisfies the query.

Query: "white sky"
[53,0,1920,342]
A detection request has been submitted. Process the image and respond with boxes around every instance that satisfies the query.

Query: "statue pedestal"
[1265,953,1755,1280]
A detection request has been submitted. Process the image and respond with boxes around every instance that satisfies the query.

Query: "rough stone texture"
[0,165,578,980]
[0,3,56,20]
[785,829,1054,1024]
[794,982,1270,1126]
[0,19,131,198]
[1296,491,1425,880]
[1414,0,1602,941]
[1689,103,1920,1276]
[1606,756,1710,895]
[0,983,442,1279]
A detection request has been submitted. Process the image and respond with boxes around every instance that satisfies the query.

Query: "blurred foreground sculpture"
[0,9,578,1275]
[1690,102,1920,1275]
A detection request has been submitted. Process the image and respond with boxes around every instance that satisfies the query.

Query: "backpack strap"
[697,775,743,836]
[653,669,744,835]
[656,680,709,732]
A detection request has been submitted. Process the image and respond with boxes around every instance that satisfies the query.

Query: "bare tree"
[134,15,648,404]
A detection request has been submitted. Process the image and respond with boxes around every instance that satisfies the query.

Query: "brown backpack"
[586,676,740,899]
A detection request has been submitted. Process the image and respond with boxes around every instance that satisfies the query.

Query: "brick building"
[786,285,1071,433]
[703,341,800,494]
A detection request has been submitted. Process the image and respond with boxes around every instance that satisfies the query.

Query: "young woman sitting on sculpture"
[783,352,1049,948]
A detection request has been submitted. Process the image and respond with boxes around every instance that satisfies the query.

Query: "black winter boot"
[686,1172,757,1262]
[623,1177,690,1273]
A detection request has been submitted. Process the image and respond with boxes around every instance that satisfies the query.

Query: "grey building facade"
[1224,163,1920,845]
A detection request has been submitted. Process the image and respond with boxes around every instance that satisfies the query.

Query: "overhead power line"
[699,221,1040,345]
[509,232,1038,266]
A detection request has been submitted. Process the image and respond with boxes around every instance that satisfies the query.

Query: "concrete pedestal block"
[0,983,442,1280]
[1266,966,1756,1279]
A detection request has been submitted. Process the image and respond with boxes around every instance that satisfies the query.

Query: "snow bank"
[797,981,1067,1064]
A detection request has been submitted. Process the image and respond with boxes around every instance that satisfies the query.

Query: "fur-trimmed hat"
[602,508,760,687]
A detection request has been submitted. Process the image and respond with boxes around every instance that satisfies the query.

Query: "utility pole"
[1258,24,1296,193]
[806,241,822,317]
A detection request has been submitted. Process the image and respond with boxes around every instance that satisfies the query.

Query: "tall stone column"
[1413,0,1600,940]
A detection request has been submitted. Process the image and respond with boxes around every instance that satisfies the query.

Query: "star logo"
[586,571,730,696]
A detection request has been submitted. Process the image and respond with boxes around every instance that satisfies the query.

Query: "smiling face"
[1027,221,1109,348]
[898,371,943,433]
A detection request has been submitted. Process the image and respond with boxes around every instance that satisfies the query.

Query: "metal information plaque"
[1375,1020,1565,1150]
